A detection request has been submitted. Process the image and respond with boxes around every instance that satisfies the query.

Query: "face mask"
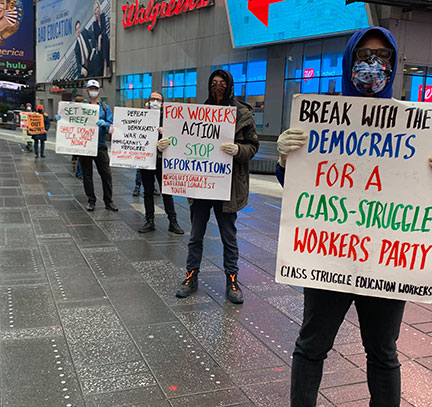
[149,100,162,110]
[26,107,31,111]
[351,56,392,95]
[88,90,99,99]
[37,109,43,114]
[210,83,227,101]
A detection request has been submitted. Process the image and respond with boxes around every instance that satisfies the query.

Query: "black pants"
[80,145,113,204]
[291,288,405,407]
[140,165,176,221]
[186,200,238,275]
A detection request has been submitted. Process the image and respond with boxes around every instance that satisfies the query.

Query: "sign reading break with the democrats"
[55,102,99,157]
[111,107,160,170]
[277,94,432,304]
[162,102,237,200]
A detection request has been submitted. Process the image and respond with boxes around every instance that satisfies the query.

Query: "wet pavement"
[0,135,431,407]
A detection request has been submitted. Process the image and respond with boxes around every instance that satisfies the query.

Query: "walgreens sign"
[122,0,214,31]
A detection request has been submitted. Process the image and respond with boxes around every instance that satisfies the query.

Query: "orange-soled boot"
[176,270,198,298]
[226,274,243,304]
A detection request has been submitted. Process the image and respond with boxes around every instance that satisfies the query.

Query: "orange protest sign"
[28,113,45,135]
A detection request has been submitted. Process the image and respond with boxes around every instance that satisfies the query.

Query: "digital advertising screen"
[0,0,35,78]
[225,0,371,48]
[36,0,111,83]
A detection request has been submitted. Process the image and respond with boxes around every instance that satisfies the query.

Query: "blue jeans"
[186,200,238,275]
[291,288,405,407]
[33,139,45,155]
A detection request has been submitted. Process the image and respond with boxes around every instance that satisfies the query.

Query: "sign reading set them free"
[162,102,237,200]
[55,102,99,156]
[110,107,160,169]
[27,113,45,135]
[276,94,432,304]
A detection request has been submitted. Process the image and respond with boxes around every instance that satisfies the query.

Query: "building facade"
[36,0,432,138]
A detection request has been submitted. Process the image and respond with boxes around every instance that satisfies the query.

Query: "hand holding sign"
[277,128,307,167]
[157,138,170,152]
[429,154,432,168]
[221,143,239,156]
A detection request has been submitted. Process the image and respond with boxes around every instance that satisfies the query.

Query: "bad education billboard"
[276,94,432,304]
[0,0,34,77]
[225,0,370,48]
[36,0,111,82]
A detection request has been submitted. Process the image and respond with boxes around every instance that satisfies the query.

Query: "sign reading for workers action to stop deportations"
[55,102,99,157]
[277,94,432,304]
[110,107,160,170]
[162,102,237,200]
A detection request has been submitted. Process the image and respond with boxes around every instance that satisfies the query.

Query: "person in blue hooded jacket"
[277,27,406,407]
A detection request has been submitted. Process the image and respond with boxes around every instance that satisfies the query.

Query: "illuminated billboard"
[0,0,35,78]
[36,0,111,83]
[225,0,371,48]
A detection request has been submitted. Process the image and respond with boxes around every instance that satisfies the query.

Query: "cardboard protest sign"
[55,102,99,157]
[27,113,45,135]
[19,112,28,129]
[162,102,237,200]
[276,94,432,303]
[110,107,160,169]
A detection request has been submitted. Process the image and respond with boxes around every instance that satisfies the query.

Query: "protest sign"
[110,107,160,169]
[27,113,45,135]
[162,102,237,200]
[55,102,99,156]
[276,94,432,303]
[19,113,29,129]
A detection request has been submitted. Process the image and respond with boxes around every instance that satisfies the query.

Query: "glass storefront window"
[162,68,197,103]
[212,49,267,134]
[282,36,347,130]
[402,65,432,103]
[117,73,152,107]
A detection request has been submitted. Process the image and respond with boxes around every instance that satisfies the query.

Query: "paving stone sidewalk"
[0,137,431,407]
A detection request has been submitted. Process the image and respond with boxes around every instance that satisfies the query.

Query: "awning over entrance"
[347,0,432,10]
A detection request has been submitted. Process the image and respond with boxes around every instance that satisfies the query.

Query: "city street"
[0,134,431,407]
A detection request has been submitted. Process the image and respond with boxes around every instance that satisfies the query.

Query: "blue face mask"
[351,56,392,95]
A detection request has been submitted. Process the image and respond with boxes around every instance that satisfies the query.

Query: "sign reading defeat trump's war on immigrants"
[161,102,237,200]
[110,107,160,169]
[55,102,99,156]
[277,94,432,304]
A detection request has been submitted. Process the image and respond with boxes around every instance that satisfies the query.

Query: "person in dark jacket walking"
[30,105,50,158]
[276,27,406,407]
[138,91,184,235]
[166,69,259,304]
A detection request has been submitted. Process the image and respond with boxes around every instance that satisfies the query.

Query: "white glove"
[157,138,171,152]
[221,143,239,156]
[277,128,307,167]
[429,155,432,168]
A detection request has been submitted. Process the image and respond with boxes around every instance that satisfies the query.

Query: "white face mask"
[26,107,31,111]
[149,100,162,110]
[88,90,99,99]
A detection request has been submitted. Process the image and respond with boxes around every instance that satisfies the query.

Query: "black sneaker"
[168,220,184,234]
[138,220,155,233]
[105,202,118,211]
[226,274,244,304]
[176,270,198,298]
[34,153,39,158]
[41,153,45,158]
[86,202,95,211]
